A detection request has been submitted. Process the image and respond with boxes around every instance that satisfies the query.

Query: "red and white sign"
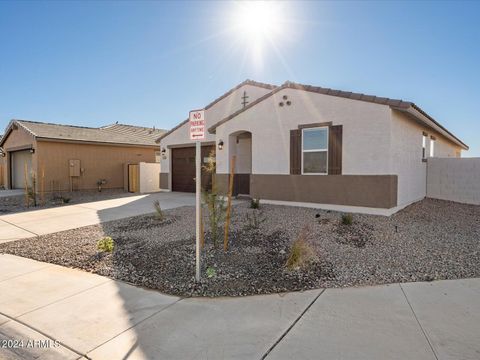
[189,110,205,141]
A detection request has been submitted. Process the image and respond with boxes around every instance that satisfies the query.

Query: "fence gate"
[128,164,139,193]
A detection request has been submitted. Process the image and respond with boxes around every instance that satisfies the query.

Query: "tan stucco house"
[0,120,165,192]
[157,79,468,215]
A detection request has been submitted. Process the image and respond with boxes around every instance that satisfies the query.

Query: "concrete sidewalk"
[0,192,195,243]
[0,254,479,360]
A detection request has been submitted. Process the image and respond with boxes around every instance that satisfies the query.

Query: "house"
[0,120,165,192]
[159,80,468,215]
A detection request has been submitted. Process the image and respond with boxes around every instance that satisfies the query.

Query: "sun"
[232,1,284,44]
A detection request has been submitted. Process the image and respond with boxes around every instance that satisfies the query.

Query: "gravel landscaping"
[0,198,479,297]
[0,189,136,214]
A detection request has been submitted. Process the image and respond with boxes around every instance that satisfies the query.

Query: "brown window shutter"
[290,129,301,175]
[328,125,343,175]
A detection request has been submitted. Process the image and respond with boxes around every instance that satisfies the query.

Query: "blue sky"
[0,1,478,156]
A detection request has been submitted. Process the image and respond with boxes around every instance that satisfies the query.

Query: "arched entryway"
[228,130,252,196]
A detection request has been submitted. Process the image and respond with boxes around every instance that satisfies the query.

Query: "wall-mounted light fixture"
[161,147,167,159]
[218,140,224,150]
[29,148,35,154]
[0,151,5,158]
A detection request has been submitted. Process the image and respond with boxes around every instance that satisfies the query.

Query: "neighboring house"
[0,120,165,192]
[158,80,468,215]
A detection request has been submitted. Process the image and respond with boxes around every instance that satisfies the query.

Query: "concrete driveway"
[0,192,195,243]
[0,254,479,360]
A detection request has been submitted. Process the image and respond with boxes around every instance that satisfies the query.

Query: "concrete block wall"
[139,162,161,194]
[427,157,480,205]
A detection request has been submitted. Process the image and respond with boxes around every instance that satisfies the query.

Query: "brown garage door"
[171,146,215,193]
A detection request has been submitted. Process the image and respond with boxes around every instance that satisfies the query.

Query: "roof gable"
[155,79,276,143]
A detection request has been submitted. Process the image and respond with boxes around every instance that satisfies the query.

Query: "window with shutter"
[328,125,342,175]
[290,129,301,175]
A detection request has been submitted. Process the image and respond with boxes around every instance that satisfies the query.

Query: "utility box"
[69,159,81,177]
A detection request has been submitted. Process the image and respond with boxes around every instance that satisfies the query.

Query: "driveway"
[0,254,479,360]
[0,192,195,243]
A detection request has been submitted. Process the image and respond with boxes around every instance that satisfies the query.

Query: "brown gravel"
[0,198,479,297]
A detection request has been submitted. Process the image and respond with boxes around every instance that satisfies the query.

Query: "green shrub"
[206,267,216,278]
[97,236,114,252]
[341,213,353,225]
[153,200,164,220]
[250,198,260,209]
[62,197,71,204]
[285,226,317,270]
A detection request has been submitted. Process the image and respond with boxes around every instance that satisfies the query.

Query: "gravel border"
[0,198,479,297]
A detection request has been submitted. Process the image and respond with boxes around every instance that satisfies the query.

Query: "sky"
[0,0,479,156]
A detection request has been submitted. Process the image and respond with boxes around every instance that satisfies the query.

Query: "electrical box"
[69,159,81,177]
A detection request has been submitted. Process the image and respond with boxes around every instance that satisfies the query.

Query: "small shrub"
[203,188,226,248]
[97,179,107,192]
[153,200,164,220]
[97,236,114,252]
[206,267,216,278]
[285,226,317,270]
[250,198,260,209]
[62,197,71,204]
[341,213,353,225]
[244,210,266,231]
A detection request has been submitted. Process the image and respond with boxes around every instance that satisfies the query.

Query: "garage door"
[172,146,215,192]
[11,150,32,189]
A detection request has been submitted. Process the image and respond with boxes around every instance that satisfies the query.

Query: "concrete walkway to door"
[0,254,479,360]
[0,191,194,243]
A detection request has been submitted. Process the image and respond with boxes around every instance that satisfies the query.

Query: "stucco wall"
[159,84,272,176]
[427,157,480,205]
[215,88,393,175]
[390,110,461,207]
[36,140,156,191]
[139,162,161,193]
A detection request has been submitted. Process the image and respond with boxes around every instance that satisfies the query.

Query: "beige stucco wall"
[215,88,393,175]
[36,140,156,192]
[390,110,461,207]
[159,83,272,188]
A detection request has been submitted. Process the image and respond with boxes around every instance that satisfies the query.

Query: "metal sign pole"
[195,140,201,282]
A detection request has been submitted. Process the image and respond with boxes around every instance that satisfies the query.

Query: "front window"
[430,137,435,157]
[302,127,328,174]
[422,133,427,159]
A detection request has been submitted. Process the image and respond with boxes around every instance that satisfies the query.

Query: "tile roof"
[1,120,165,148]
[208,81,468,150]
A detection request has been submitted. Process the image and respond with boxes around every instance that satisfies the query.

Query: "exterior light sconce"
[0,152,5,157]
[218,140,224,150]
[29,148,35,154]
[161,147,167,159]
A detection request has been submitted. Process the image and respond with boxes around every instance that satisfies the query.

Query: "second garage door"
[11,150,33,189]
[172,146,215,192]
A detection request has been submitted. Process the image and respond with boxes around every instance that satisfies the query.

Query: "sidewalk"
[0,254,479,360]
[0,192,195,243]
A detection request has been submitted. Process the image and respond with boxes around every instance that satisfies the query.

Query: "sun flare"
[232,1,284,42]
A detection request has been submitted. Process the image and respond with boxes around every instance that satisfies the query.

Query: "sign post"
[189,109,206,282]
